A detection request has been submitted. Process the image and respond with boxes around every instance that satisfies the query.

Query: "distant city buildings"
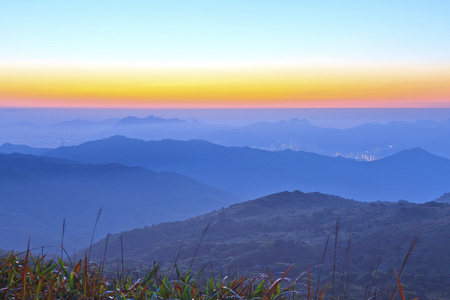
[253,140,397,161]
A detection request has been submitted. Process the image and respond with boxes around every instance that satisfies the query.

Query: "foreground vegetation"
[89,192,450,298]
[3,192,447,299]
[1,248,418,300]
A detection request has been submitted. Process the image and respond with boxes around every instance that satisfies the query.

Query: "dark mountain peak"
[104,135,141,142]
[434,193,450,203]
[45,136,224,163]
[42,135,145,158]
[395,147,436,158]
[352,122,383,130]
[273,118,313,126]
[278,118,314,126]
[403,147,429,154]
[379,147,444,163]
[117,115,186,126]
[290,118,310,123]
[229,190,358,216]
[68,135,144,148]
[263,190,357,206]
[154,139,223,151]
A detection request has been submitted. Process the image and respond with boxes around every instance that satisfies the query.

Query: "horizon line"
[1,104,450,109]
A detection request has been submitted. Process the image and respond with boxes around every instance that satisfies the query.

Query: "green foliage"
[1,251,334,299]
[2,248,434,299]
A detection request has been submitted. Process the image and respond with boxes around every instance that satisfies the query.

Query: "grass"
[0,248,419,299]
[0,217,421,299]
[1,250,334,299]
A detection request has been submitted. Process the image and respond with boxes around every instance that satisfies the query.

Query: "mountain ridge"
[44,136,450,202]
[116,115,187,126]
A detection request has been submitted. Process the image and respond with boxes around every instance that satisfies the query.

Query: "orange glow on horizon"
[1,64,449,108]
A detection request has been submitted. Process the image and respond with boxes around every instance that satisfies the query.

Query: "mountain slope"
[0,153,240,250]
[45,136,450,202]
[89,191,450,298]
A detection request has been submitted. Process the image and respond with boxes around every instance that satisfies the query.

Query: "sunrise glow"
[1,62,449,108]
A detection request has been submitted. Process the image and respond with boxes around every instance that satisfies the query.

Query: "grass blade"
[88,207,103,262]
[189,221,212,269]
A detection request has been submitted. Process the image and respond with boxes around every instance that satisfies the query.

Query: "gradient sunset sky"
[1,1,449,108]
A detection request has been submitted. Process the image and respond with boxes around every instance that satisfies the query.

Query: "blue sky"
[2,0,450,65]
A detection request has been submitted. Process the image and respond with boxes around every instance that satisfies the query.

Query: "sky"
[1,1,449,108]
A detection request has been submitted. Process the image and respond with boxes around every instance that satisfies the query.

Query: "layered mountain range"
[43,136,450,202]
[2,115,450,159]
[1,114,450,297]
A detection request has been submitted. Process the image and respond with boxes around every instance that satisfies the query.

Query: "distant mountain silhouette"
[45,136,450,202]
[116,115,186,126]
[3,115,450,159]
[0,153,240,250]
[0,143,50,155]
[88,190,450,297]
